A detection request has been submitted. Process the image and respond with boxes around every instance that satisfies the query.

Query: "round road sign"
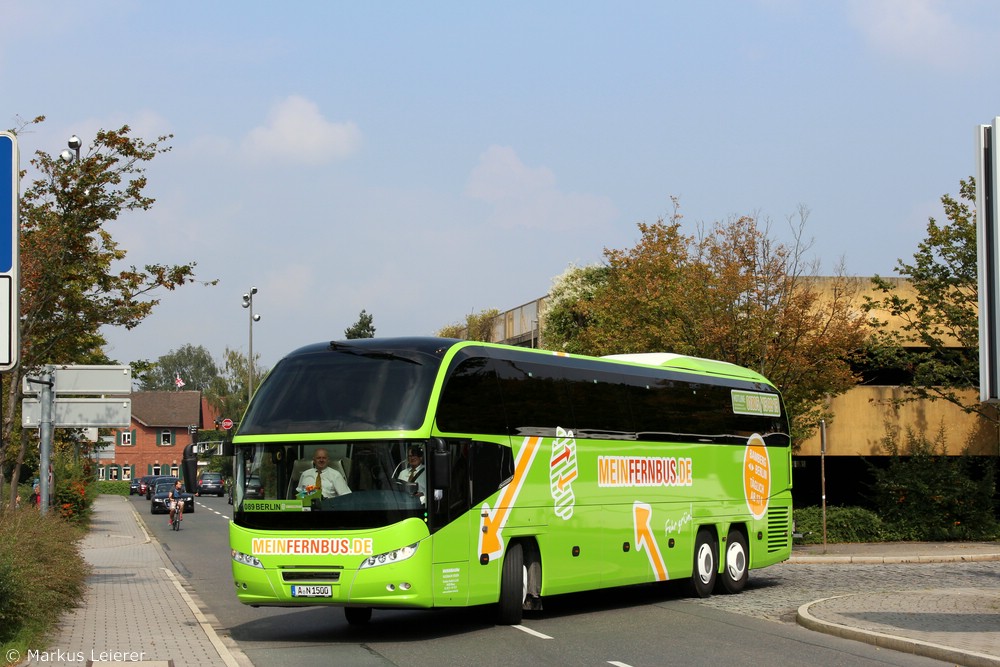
[221,418,234,430]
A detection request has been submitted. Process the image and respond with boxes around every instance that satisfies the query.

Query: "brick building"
[99,391,219,483]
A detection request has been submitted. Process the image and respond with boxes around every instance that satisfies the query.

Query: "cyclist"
[168,479,186,527]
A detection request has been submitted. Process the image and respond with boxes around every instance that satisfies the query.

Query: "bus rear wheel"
[344,607,372,625]
[688,528,717,598]
[717,529,749,594]
[496,542,524,625]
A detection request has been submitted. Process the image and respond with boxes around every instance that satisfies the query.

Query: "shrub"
[0,505,89,655]
[95,480,129,496]
[870,422,1000,541]
[793,505,891,544]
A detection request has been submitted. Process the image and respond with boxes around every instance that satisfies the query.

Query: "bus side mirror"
[221,439,234,457]
[430,437,451,489]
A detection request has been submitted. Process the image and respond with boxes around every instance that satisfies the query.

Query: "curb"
[796,596,1000,667]
[789,552,1000,565]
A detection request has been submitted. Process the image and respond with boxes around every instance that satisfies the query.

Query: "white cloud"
[847,0,976,69]
[464,146,616,231]
[241,95,362,165]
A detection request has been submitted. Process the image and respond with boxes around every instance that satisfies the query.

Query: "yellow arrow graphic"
[479,436,542,560]
[633,501,667,581]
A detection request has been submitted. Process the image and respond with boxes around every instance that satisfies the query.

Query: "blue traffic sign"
[0,132,18,372]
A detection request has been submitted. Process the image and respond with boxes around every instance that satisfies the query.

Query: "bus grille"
[281,571,341,583]
[766,506,791,553]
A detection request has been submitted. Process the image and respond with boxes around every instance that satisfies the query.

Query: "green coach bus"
[228,337,792,625]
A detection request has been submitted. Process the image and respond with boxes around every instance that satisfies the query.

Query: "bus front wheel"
[345,607,372,625]
[717,529,748,594]
[496,542,524,625]
[688,529,717,598]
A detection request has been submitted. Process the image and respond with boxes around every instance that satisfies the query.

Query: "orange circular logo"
[743,434,770,519]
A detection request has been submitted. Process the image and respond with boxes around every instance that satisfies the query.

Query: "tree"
[2,117,216,505]
[542,204,869,442]
[863,177,990,420]
[203,347,268,425]
[138,344,219,391]
[437,308,500,342]
[344,309,375,339]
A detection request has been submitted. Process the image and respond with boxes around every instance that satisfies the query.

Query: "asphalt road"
[130,494,959,667]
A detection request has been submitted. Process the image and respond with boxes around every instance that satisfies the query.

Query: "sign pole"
[38,367,53,515]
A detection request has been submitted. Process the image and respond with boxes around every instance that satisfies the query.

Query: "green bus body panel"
[229,338,792,611]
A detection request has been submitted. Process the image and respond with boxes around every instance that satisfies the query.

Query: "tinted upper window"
[240,341,447,435]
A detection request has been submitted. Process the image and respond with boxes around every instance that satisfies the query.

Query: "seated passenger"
[296,448,351,498]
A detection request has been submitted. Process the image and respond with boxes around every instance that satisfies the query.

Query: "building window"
[160,430,172,446]
[120,431,133,446]
[122,468,132,481]
[170,465,179,477]
[98,467,106,481]
[109,467,119,480]
[152,465,162,476]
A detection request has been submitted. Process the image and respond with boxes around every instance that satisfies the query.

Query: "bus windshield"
[239,341,446,435]
[232,440,429,530]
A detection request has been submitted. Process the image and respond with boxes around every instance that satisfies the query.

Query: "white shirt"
[395,463,426,497]
[297,467,351,498]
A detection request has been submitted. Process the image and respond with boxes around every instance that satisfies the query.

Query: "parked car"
[150,481,194,515]
[128,477,141,495]
[228,475,264,504]
[197,471,225,496]
[146,475,177,500]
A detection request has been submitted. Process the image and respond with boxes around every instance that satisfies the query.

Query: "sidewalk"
[22,495,250,667]
[23,497,1000,667]
[792,541,1000,667]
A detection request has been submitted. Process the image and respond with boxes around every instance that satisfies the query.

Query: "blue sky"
[3,0,1000,370]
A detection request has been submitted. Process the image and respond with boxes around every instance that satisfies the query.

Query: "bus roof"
[601,352,772,384]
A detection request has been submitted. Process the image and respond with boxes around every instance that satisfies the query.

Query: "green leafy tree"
[437,308,500,342]
[344,309,375,339]
[204,347,268,425]
[543,203,869,442]
[138,344,219,391]
[1,116,216,505]
[863,177,990,420]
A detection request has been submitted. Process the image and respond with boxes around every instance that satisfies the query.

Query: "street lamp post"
[242,287,261,403]
[60,135,82,163]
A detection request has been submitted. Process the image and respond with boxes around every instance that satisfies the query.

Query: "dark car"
[150,481,194,515]
[146,475,177,500]
[228,475,264,504]
[128,477,141,495]
[197,472,225,496]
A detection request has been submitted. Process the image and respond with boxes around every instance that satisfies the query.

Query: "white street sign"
[23,365,132,395]
[22,397,131,428]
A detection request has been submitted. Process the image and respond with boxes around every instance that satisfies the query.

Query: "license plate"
[291,585,332,598]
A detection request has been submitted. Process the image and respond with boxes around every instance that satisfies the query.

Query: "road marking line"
[512,624,552,639]
[608,661,633,667]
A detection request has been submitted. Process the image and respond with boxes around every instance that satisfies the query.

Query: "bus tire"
[688,528,717,598]
[344,607,372,625]
[497,542,524,625]
[717,529,748,594]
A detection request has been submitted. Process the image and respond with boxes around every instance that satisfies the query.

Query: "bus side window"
[470,441,514,507]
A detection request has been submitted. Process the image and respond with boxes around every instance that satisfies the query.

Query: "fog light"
[386,583,395,591]
[400,582,411,591]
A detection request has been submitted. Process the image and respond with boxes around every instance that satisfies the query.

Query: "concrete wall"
[797,386,1000,457]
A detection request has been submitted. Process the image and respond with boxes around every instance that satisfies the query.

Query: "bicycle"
[169,500,184,530]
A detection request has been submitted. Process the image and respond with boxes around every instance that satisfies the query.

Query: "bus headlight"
[232,548,263,569]
[359,542,419,569]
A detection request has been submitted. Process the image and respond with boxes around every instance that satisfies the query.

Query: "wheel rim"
[725,541,746,580]
[696,542,714,584]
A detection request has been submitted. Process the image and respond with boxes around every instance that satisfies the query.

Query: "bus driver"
[297,448,351,498]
